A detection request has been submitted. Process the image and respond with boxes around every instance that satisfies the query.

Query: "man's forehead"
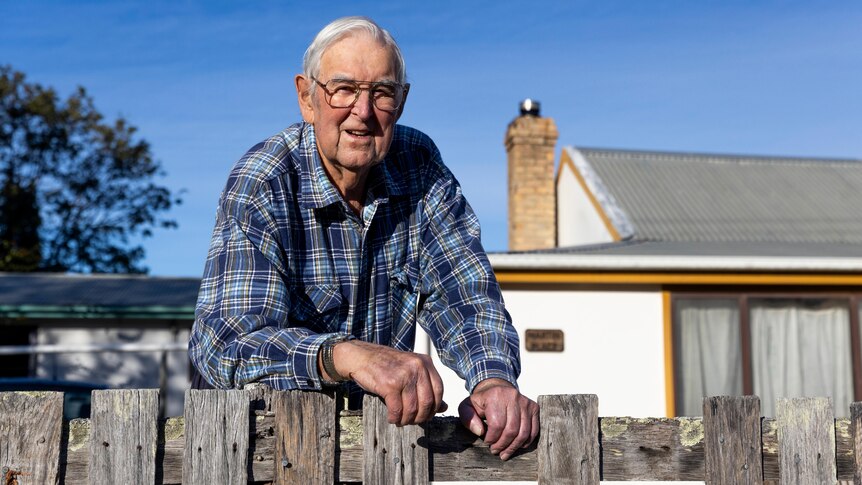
[317,34,397,80]
[326,74,399,83]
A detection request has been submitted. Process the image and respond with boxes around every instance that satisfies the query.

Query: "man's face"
[296,34,404,176]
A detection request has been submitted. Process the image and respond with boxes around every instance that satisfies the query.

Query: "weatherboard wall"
[428,287,667,418]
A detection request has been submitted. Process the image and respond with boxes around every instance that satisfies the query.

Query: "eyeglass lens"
[324,80,403,111]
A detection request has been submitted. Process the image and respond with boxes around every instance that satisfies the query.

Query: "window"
[673,294,861,417]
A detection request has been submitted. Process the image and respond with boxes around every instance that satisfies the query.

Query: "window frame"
[671,291,862,413]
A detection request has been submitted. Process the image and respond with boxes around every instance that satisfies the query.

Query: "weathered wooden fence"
[2,390,862,484]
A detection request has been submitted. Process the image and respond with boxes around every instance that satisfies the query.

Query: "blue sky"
[2,1,860,277]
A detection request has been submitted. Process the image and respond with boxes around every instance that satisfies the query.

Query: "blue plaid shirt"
[189,122,520,398]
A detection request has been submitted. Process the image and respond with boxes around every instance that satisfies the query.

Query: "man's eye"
[373,85,397,97]
[331,83,357,94]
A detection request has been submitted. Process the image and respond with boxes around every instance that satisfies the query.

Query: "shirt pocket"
[288,284,343,332]
[388,267,421,350]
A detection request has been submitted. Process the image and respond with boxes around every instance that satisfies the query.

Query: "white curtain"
[676,299,742,416]
[751,299,852,417]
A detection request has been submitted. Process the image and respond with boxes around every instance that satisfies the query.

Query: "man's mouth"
[345,129,371,137]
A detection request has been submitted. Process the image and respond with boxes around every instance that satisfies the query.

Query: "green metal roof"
[0,273,200,320]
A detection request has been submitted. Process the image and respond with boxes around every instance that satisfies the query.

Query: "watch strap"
[321,335,350,384]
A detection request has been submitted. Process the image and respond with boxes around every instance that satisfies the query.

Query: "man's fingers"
[427,356,445,416]
[489,398,520,455]
[458,397,485,437]
[528,404,540,447]
[384,393,404,425]
[482,401,508,448]
[499,403,533,460]
[412,368,434,424]
[400,385,419,426]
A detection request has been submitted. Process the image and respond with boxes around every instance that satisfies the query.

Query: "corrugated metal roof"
[569,147,862,244]
[0,273,199,318]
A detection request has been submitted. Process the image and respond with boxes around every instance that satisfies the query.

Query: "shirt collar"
[298,123,343,210]
[297,122,416,211]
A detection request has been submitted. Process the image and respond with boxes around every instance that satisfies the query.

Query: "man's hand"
[330,340,447,426]
[458,378,539,461]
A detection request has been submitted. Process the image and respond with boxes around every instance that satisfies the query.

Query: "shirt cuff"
[289,332,353,390]
[464,358,519,393]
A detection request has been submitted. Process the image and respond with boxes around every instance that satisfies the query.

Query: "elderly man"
[189,16,538,460]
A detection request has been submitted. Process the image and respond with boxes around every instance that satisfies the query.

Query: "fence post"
[776,397,836,484]
[274,389,338,484]
[182,389,249,484]
[538,394,600,485]
[851,402,862,484]
[88,389,159,484]
[0,391,64,484]
[363,394,429,485]
[703,395,763,484]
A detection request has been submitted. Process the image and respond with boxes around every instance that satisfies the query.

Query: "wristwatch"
[320,335,351,384]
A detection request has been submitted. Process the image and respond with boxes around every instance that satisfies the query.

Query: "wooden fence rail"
[2,389,861,484]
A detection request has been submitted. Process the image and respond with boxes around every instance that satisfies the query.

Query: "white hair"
[303,16,406,92]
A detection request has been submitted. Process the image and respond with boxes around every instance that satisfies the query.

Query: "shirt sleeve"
[188,179,341,390]
[416,146,522,393]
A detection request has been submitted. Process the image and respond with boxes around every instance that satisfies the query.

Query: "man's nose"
[351,89,375,119]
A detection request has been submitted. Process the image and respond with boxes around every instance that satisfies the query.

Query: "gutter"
[488,253,862,272]
[0,304,196,320]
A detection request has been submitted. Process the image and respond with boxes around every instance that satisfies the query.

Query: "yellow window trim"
[663,291,675,417]
[494,271,862,286]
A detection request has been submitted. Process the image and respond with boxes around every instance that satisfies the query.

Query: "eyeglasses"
[311,76,409,112]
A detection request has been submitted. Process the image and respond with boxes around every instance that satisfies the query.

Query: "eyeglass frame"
[310,76,410,112]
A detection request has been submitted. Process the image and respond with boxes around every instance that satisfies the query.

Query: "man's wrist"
[318,335,351,384]
[472,377,516,394]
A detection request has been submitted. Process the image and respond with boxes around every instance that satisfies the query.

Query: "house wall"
[35,326,190,417]
[426,288,667,418]
[557,154,616,247]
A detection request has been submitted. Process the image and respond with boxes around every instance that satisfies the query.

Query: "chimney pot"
[519,99,541,117]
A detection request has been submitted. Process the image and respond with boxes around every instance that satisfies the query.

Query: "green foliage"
[0,66,180,273]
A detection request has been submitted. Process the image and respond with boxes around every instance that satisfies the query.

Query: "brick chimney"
[504,99,558,251]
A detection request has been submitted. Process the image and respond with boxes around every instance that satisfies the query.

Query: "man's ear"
[295,75,315,123]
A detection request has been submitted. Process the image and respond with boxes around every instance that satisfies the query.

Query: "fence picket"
[851,402,862,484]
[777,397,837,485]
[274,390,337,484]
[362,394,429,485]
[88,389,159,485]
[182,389,249,484]
[0,391,64,484]
[538,394,599,485]
[703,395,762,484]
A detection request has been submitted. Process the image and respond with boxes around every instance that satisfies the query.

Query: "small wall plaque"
[524,329,564,352]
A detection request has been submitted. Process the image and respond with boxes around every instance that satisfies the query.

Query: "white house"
[431,100,862,421]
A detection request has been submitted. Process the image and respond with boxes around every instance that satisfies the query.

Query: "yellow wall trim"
[663,291,675,417]
[494,271,862,286]
[558,149,622,241]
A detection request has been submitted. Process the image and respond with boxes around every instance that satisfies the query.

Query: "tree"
[0,172,41,271]
[0,66,180,273]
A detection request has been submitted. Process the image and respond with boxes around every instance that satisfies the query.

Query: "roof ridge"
[565,145,861,165]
